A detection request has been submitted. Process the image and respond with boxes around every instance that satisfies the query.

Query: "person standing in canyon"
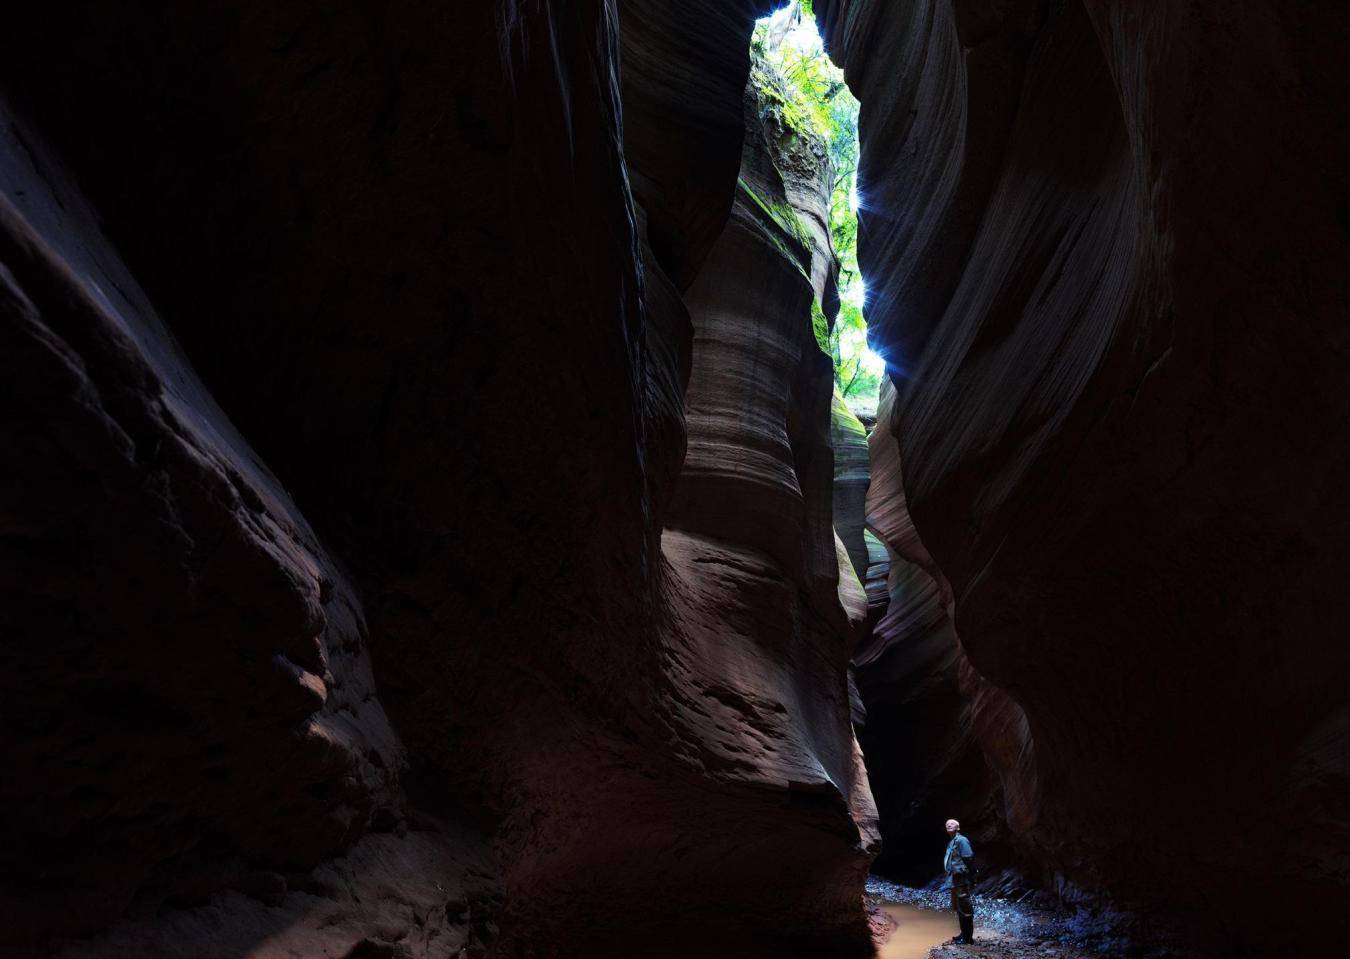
[944,818,975,944]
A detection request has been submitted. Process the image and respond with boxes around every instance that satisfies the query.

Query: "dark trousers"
[950,877,974,941]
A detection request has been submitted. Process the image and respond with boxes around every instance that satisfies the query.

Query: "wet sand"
[876,902,956,958]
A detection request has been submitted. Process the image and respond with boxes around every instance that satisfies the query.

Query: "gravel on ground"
[865,877,1186,959]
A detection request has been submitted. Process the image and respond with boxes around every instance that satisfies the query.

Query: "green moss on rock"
[811,299,831,353]
[738,176,813,250]
[830,389,868,442]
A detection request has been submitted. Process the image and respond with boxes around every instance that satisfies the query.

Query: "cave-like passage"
[752,9,1019,957]
[751,8,955,957]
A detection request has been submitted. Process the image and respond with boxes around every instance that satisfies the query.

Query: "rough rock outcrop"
[819,0,1350,949]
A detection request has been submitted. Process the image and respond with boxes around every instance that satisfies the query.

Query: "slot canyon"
[1,2,1346,958]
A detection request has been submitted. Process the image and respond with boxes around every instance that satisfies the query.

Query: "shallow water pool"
[876,901,956,959]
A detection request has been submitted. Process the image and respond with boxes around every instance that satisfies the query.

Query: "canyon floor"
[867,879,1183,959]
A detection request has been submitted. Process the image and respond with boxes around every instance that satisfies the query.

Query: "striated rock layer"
[0,94,414,953]
[831,392,872,585]
[657,48,880,950]
[2,2,877,956]
[819,0,1350,949]
[853,381,1033,882]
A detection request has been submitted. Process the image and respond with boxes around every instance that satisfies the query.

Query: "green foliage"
[831,389,868,441]
[751,6,857,226]
[753,4,878,412]
[738,177,813,253]
[751,21,853,157]
[830,298,880,403]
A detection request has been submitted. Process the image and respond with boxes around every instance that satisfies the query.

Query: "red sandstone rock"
[620,0,766,287]
[1,3,880,956]
[832,392,873,585]
[5,0,1342,953]
[836,531,870,634]
[653,56,881,946]
[852,381,1029,880]
[0,94,403,950]
[820,0,1350,948]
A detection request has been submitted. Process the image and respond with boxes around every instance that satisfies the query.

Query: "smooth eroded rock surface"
[831,391,872,584]
[819,0,1350,948]
[853,381,1031,880]
[2,2,881,955]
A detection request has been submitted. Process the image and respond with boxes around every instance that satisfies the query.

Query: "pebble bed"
[865,877,1186,959]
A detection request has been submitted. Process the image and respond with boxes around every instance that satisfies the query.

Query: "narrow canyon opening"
[747,6,879,421]
[738,6,1018,939]
[1,2,1346,958]
[738,0,993,902]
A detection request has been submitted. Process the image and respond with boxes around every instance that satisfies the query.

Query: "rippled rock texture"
[5,0,1345,953]
[656,39,880,949]
[819,0,1350,949]
[1,2,878,956]
[832,392,872,585]
[853,382,1031,883]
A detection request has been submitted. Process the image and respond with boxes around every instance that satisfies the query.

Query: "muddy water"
[876,902,956,959]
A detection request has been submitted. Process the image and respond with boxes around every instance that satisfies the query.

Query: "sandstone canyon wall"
[853,381,1032,883]
[819,0,1350,949]
[831,392,871,586]
[1,2,878,957]
[3,0,1346,954]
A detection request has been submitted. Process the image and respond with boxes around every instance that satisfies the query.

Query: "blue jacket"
[944,833,974,878]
